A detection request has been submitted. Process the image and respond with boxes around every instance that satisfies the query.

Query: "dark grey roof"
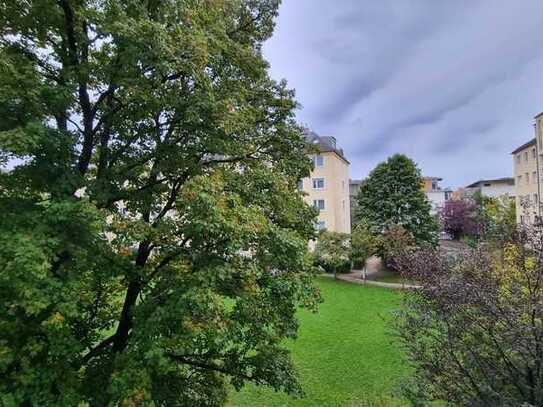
[303,129,349,163]
[466,177,515,188]
[511,138,536,154]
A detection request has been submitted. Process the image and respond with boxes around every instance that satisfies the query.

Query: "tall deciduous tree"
[0,1,320,405]
[439,199,481,240]
[355,154,439,247]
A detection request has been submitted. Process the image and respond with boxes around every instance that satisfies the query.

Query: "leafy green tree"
[0,1,320,405]
[314,231,351,279]
[355,154,439,247]
[476,193,517,244]
[351,222,381,278]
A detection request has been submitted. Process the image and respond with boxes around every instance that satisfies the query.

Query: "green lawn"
[229,277,409,406]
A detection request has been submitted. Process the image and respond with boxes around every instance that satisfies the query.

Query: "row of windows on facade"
[516,171,538,186]
[299,178,348,191]
[311,199,347,210]
[516,147,537,165]
[298,178,326,190]
[518,194,539,207]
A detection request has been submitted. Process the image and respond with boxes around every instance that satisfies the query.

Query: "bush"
[394,226,543,406]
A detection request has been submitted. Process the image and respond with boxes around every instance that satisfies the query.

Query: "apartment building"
[464,178,514,198]
[421,176,452,213]
[301,130,351,234]
[512,138,539,224]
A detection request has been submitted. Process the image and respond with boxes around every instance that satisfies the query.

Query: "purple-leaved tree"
[394,227,543,406]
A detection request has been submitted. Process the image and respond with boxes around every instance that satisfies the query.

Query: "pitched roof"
[511,138,536,154]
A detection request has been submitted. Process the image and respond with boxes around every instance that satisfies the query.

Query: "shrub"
[394,226,543,406]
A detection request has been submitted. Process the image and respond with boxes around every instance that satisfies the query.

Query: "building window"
[533,172,538,184]
[313,199,325,210]
[313,154,324,167]
[535,194,538,203]
[312,178,325,189]
[533,148,537,159]
[315,221,326,231]
[517,154,521,164]
[297,179,303,190]
[526,173,530,184]
[517,176,522,185]
[525,152,529,162]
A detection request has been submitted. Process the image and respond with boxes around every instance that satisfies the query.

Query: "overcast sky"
[263,1,543,189]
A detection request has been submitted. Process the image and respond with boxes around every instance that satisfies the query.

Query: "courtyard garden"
[229,277,409,406]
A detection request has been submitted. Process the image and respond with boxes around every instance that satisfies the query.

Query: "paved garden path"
[327,241,467,290]
[323,256,421,289]
[325,272,422,289]
[322,256,423,289]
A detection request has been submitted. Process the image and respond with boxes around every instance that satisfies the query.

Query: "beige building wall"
[513,139,539,224]
[536,113,543,222]
[300,151,351,234]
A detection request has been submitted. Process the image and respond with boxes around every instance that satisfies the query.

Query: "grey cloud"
[265,0,543,188]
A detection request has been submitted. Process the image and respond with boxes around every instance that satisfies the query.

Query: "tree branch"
[167,353,253,381]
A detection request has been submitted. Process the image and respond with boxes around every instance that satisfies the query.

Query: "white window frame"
[312,178,325,189]
[313,199,325,210]
[314,154,324,167]
[315,221,326,231]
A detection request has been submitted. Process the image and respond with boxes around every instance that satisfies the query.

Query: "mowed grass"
[229,277,409,406]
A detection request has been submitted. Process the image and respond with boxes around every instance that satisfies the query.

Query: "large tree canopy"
[0,1,320,405]
[355,154,439,247]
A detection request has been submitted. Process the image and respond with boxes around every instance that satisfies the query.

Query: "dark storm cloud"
[264,0,543,188]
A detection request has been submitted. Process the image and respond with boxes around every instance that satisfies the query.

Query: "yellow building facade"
[512,138,539,224]
[300,132,351,234]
